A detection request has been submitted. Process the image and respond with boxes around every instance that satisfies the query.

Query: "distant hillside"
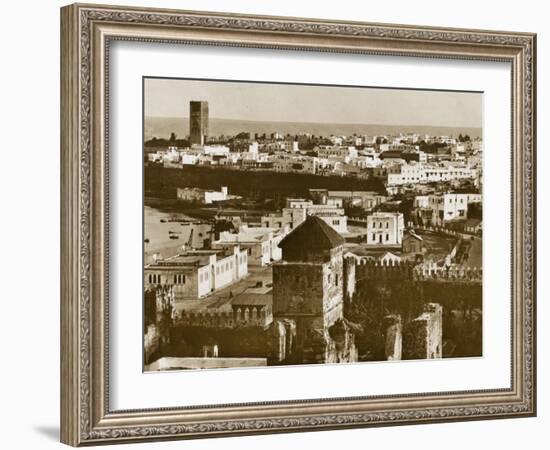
[144,116,483,141]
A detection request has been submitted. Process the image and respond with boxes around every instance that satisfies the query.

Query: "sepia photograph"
[142,77,483,372]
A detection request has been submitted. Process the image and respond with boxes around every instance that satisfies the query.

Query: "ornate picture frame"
[60,3,536,446]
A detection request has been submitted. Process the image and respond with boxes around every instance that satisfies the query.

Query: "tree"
[169,132,176,143]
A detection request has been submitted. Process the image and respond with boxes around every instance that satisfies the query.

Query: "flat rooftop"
[174,266,274,314]
[146,249,232,268]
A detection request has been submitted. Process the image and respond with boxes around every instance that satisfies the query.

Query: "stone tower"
[273,216,356,363]
[189,101,209,146]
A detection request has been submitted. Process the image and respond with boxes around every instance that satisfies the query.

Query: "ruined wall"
[322,255,344,328]
[169,319,299,365]
[402,303,442,360]
[266,319,296,363]
[343,256,357,303]
[327,319,358,364]
[383,314,402,360]
[348,261,481,359]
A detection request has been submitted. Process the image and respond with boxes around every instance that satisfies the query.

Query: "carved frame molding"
[61,3,536,446]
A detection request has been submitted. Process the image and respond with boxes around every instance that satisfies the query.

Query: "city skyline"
[143,76,483,372]
[144,77,483,129]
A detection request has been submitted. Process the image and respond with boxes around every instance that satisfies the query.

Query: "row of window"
[372,233,391,241]
[370,221,390,228]
[173,274,186,284]
[148,273,161,284]
[147,273,186,285]
[214,255,248,276]
[216,260,233,275]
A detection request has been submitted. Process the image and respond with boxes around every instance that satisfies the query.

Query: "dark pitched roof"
[278,215,345,250]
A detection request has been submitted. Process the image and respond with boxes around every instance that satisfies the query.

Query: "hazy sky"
[144,77,482,127]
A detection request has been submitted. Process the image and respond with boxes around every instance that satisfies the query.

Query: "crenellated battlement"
[351,257,482,283]
[354,259,415,281]
[414,263,482,281]
[173,304,273,328]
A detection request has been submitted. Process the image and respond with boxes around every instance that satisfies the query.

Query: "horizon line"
[145,115,482,130]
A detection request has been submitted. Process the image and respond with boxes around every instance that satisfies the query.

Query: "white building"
[261,207,307,231]
[414,193,482,224]
[261,200,348,234]
[386,162,478,186]
[309,189,386,211]
[387,162,426,185]
[248,142,259,154]
[270,154,317,174]
[315,145,358,161]
[306,204,349,234]
[181,154,199,165]
[286,198,313,209]
[161,146,181,163]
[202,145,230,157]
[144,247,248,302]
[424,165,477,183]
[366,212,405,246]
[213,226,285,266]
[176,186,230,204]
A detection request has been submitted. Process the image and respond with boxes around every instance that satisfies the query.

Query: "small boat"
[144,238,150,243]
[160,219,166,223]
[169,235,179,240]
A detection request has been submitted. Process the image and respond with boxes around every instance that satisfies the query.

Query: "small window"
[386,234,389,241]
